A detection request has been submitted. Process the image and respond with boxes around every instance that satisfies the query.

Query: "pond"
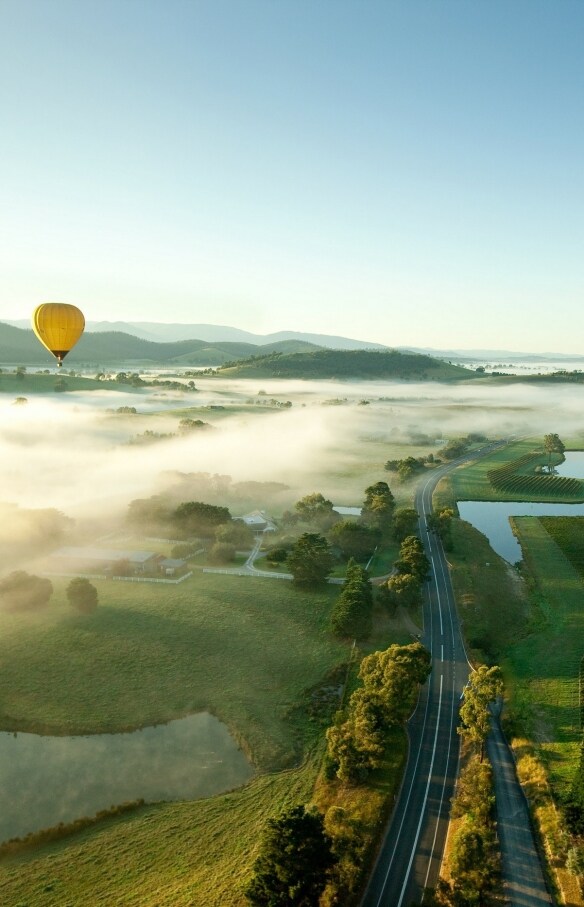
[0,712,253,843]
[457,500,584,564]
[457,452,584,563]
[555,450,584,479]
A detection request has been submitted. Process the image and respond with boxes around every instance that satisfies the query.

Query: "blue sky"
[1,0,583,352]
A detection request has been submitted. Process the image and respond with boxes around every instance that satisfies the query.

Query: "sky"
[1,0,583,353]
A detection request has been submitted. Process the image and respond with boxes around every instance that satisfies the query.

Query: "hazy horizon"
[1,1,584,354]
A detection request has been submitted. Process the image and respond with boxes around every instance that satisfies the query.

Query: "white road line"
[374,671,435,906]
[441,645,444,662]
[430,556,443,635]
[396,675,445,907]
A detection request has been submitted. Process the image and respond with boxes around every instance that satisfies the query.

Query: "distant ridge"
[4,320,386,350]
[0,322,321,366]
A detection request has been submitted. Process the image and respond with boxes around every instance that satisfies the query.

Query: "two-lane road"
[362,452,478,907]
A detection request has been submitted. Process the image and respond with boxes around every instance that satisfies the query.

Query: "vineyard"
[487,452,584,499]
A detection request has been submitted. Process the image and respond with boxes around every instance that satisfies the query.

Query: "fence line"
[42,571,193,585]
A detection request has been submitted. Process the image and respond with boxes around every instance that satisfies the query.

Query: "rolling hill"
[217,349,475,380]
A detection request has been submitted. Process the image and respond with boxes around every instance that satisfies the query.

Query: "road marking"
[374,671,435,905]
[430,556,443,634]
[395,675,444,907]
[441,645,444,662]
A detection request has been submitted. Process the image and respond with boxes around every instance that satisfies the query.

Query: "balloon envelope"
[32,303,85,366]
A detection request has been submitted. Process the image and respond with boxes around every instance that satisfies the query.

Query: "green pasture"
[0,372,114,394]
[0,572,348,771]
[503,517,583,790]
[445,515,530,662]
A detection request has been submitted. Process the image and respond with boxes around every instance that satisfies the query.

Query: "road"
[362,443,553,907]
[488,701,553,905]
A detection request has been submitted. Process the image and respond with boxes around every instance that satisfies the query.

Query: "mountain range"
[4,320,386,351]
[2,320,582,367]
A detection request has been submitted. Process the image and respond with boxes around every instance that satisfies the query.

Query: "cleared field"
[502,517,583,790]
[538,515,584,577]
[0,572,348,771]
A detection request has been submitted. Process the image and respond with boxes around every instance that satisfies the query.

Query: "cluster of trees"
[0,572,98,615]
[379,535,430,614]
[112,372,197,391]
[325,642,432,784]
[422,757,500,906]
[246,645,431,905]
[245,805,336,906]
[127,496,233,539]
[384,453,435,481]
[330,560,372,639]
[287,532,334,587]
[426,507,456,550]
[280,483,395,588]
[127,418,213,446]
[458,666,504,761]
[543,432,566,470]
[0,571,53,611]
[440,434,485,461]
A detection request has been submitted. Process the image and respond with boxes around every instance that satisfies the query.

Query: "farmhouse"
[236,510,276,533]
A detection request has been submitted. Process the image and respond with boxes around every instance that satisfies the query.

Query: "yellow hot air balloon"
[32,303,85,367]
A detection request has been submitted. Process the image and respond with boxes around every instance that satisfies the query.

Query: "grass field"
[0,572,348,771]
[504,516,583,791]
[0,372,121,394]
[0,573,411,907]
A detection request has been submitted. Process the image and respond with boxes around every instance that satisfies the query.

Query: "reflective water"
[555,451,584,479]
[457,452,584,563]
[457,500,584,564]
[0,713,253,843]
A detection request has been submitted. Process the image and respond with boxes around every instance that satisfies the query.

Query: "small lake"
[457,500,584,564]
[0,712,253,843]
[555,450,584,479]
[457,452,584,564]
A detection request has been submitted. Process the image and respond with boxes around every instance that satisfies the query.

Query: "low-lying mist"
[1,376,582,571]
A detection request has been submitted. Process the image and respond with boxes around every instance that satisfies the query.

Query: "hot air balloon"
[31,303,85,367]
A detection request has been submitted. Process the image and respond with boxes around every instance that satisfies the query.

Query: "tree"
[66,577,98,614]
[360,482,395,532]
[294,492,339,530]
[330,560,373,639]
[358,642,432,726]
[395,535,430,582]
[208,541,236,564]
[383,571,422,610]
[245,805,336,906]
[543,432,565,470]
[214,520,254,548]
[392,507,419,542]
[178,418,211,434]
[172,501,231,538]
[458,665,504,760]
[426,507,456,549]
[287,533,334,587]
[0,571,53,611]
[449,816,499,905]
[397,456,424,482]
[328,520,379,561]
